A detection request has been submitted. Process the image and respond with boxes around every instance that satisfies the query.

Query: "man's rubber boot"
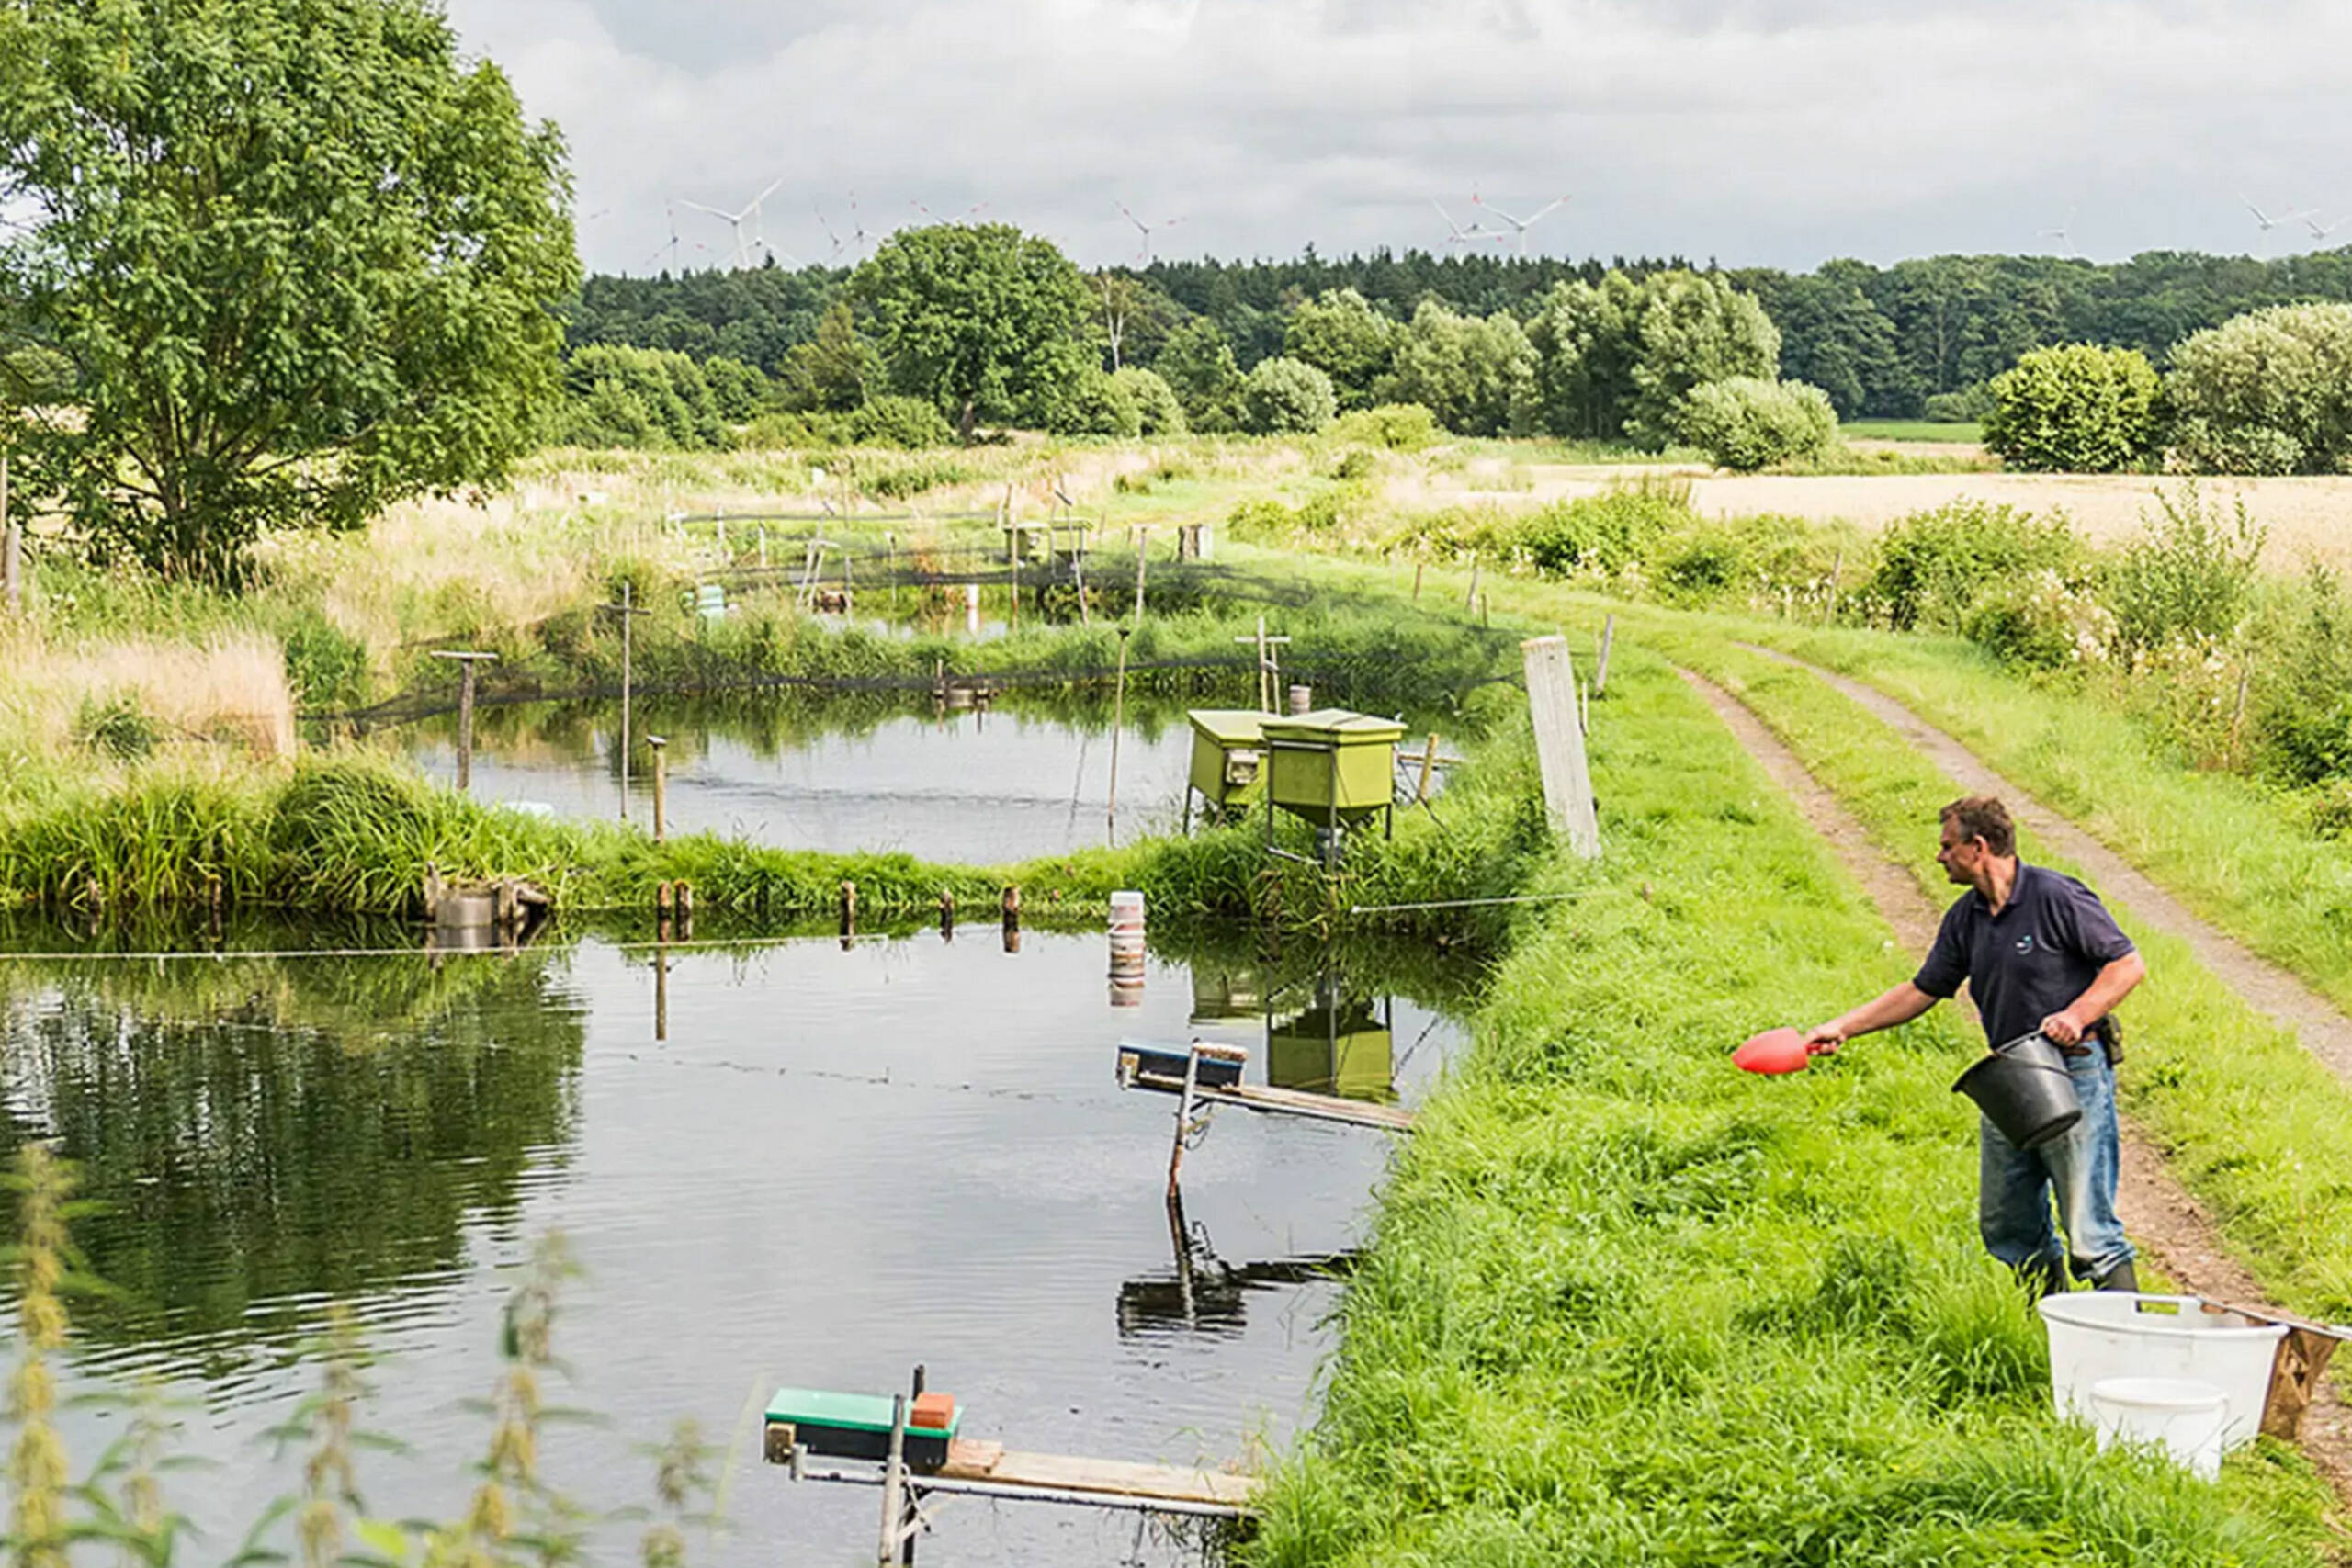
[2092,1259,2140,1292]
[2018,1257,2070,1300]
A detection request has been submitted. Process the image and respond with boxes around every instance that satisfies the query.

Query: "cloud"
[441,0,2352,276]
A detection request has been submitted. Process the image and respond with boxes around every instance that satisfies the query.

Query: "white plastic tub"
[2088,1376,2228,1479]
[2038,1292,2286,1450]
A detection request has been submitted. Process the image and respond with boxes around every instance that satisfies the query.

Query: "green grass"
[1844,419,1986,444]
[1247,639,2339,1565]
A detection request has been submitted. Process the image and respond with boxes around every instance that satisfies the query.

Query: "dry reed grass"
[0,626,295,761]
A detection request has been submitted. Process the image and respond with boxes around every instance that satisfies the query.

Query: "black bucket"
[1953,1032,2083,1149]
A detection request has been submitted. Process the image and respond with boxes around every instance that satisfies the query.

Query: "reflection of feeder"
[1189,965,1262,1025]
[1267,998,1396,1103]
[422,864,550,953]
[1117,1191,1355,1337]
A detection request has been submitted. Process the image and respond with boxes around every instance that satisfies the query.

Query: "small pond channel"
[394,693,1456,863]
[0,918,1473,1566]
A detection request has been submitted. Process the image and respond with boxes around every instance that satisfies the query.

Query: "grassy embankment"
[1247,637,2339,1565]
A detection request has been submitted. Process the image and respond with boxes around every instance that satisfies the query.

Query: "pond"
[0,918,1472,1567]
[397,694,1455,864]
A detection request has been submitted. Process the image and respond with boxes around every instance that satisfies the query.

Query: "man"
[1804,796,2146,1296]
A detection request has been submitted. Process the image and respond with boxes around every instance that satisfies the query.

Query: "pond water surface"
[0,920,1468,1567]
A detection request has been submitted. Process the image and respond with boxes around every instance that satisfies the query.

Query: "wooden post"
[1594,614,1616,698]
[1254,617,1269,712]
[653,936,670,1043]
[1132,530,1149,629]
[876,1395,909,1567]
[0,446,17,616]
[647,735,669,842]
[1411,558,1423,603]
[1167,1044,1203,1201]
[676,880,694,931]
[887,532,897,614]
[938,888,956,940]
[1522,636,1600,858]
[1106,627,1131,846]
[1001,884,1021,953]
[434,651,496,793]
[618,581,635,818]
[1479,592,1489,627]
[1464,556,1481,612]
[1417,733,1440,803]
[840,880,858,939]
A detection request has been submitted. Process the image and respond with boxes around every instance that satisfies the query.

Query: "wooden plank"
[1201,1082,1416,1132]
[1522,635,1600,858]
[937,1445,1259,1507]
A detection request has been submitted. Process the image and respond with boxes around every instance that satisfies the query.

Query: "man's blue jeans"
[1977,1048,2135,1286]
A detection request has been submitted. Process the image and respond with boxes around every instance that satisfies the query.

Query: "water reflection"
[0,949,585,1374]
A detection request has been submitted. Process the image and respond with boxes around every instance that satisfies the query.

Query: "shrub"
[1241,356,1337,434]
[844,394,955,449]
[1924,383,1995,423]
[1981,344,2159,472]
[77,694,162,758]
[1328,403,1442,451]
[558,344,723,450]
[1048,366,1143,437]
[1674,378,1838,471]
[2104,484,2267,653]
[737,410,833,450]
[1960,573,2111,671]
[858,454,974,500]
[1512,480,1693,576]
[2165,302,2352,474]
[1108,367,1185,435]
[1866,502,2081,632]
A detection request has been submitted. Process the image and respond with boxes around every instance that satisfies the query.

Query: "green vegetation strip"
[1633,624,2352,1321]
[1249,643,2335,1565]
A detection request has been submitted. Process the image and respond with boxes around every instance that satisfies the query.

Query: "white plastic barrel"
[2088,1376,2228,1479]
[2038,1293,2285,1451]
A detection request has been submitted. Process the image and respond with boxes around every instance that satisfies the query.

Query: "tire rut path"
[1733,642,2352,1089]
[1678,667,2352,1495]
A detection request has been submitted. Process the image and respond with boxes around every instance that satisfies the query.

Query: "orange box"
[910,1392,957,1433]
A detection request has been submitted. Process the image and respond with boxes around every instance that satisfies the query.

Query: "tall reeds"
[6,1145,74,1568]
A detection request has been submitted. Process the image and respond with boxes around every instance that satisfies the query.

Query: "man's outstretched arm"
[1804,982,1939,1055]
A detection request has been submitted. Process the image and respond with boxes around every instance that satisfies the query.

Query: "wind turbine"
[681,178,786,269]
[910,197,989,226]
[2243,196,2298,232]
[2306,212,2348,242]
[1433,199,1507,250]
[1116,202,1184,264]
[1470,191,1569,255]
[2038,208,2081,259]
[638,201,687,274]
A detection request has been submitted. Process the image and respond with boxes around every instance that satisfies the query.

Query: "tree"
[775,301,878,413]
[1154,319,1246,433]
[1981,344,2158,472]
[1109,367,1185,435]
[1528,273,1647,440]
[1625,272,1781,449]
[0,0,577,584]
[1240,357,1337,434]
[2165,303,2352,475]
[1091,273,1182,372]
[853,223,1091,442]
[556,346,722,450]
[1376,300,1537,436]
[1282,288,1398,411]
[1675,378,1839,471]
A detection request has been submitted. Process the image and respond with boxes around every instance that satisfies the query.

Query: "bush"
[2104,484,2267,653]
[1047,366,1143,437]
[1959,573,2111,671]
[1867,502,2082,632]
[557,344,723,450]
[737,410,833,450]
[1327,403,1442,451]
[1924,383,1995,423]
[76,694,162,758]
[1981,344,2159,472]
[1511,480,1693,576]
[1241,356,1337,435]
[1674,378,1838,471]
[1108,367,1185,435]
[2165,303,2352,474]
[844,395,956,449]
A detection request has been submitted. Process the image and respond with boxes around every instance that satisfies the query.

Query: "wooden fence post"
[1521,635,1600,858]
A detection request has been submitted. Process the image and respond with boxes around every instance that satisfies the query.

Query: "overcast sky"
[442,0,2352,279]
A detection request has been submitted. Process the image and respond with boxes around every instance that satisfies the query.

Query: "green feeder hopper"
[1261,709,1406,832]
[1184,709,1269,829]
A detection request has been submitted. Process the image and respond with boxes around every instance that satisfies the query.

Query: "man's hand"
[1802,1021,1846,1056]
[2040,1009,2087,1047]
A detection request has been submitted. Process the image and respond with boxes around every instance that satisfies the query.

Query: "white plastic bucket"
[2088,1376,2228,1479]
[2038,1293,2285,1451]
[1108,891,1147,931]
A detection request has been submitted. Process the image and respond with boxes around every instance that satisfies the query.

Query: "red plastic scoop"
[1734,1027,1812,1075]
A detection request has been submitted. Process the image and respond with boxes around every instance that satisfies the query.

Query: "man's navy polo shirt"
[1914,862,2137,1049]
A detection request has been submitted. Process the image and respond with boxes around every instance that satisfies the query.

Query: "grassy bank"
[1247,640,2338,1564]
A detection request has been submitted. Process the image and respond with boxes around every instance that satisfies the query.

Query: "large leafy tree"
[0,0,578,583]
[853,223,1091,442]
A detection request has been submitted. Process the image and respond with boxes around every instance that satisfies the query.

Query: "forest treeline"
[562,245,2352,421]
